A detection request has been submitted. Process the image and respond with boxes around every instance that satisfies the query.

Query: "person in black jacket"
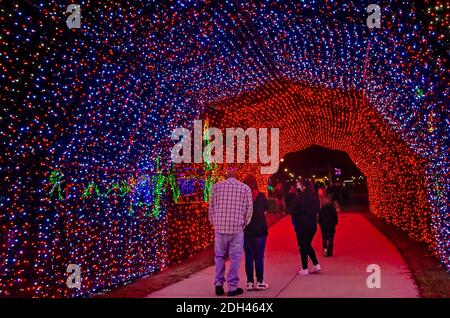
[243,175,269,291]
[290,179,321,275]
[318,188,339,256]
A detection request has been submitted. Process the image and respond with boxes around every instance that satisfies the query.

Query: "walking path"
[147,213,419,298]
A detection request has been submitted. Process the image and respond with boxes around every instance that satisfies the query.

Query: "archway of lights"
[0,1,448,297]
[208,84,432,243]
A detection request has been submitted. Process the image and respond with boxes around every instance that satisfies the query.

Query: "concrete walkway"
[147,213,419,298]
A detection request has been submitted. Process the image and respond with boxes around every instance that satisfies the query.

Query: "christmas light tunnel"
[1,1,448,297]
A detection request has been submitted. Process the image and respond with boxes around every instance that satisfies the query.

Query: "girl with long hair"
[291,179,321,275]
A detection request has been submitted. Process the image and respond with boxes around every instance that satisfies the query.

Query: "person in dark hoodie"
[290,179,321,275]
[318,188,339,256]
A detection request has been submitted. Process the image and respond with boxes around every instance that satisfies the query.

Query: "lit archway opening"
[270,145,368,207]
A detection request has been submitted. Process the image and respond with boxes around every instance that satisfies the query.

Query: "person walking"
[291,179,321,275]
[209,169,253,296]
[318,188,339,256]
[243,175,269,291]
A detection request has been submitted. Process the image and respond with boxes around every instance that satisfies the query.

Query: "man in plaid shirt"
[209,170,253,296]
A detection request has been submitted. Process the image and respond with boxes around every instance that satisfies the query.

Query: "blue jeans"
[214,231,244,291]
[244,236,267,283]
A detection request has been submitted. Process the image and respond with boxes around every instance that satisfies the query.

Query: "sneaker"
[215,285,225,296]
[246,282,254,291]
[323,248,328,256]
[228,288,244,297]
[255,282,269,290]
[311,264,322,273]
[298,269,309,276]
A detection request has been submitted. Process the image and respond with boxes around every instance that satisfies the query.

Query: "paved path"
[147,213,419,298]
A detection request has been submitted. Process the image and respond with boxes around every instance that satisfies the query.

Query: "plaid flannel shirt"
[208,178,253,234]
